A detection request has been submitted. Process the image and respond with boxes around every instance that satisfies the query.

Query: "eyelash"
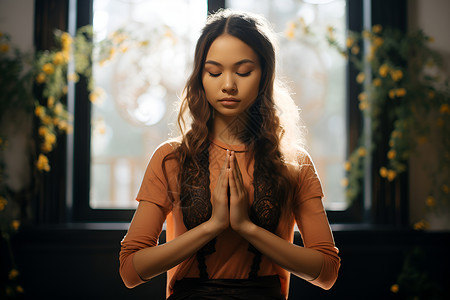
[208,72,252,77]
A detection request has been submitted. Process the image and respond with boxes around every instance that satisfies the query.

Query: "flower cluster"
[1,27,95,297]
[327,25,450,214]
[32,27,95,171]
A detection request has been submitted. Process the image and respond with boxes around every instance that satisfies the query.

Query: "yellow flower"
[425,196,436,207]
[340,178,349,187]
[54,102,63,115]
[387,150,396,160]
[8,269,19,280]
[395,88,407,97]
[67,73,79,82]
[344,161,351,171]
[286,29,295,40]
[327,26,334,35]
[41,142,53,153]
[346,37,354,48]
[356,72,365,83]
[16,285,24,293]
[390,283,399,293]
[373,37,384,47]
[359,101,368,111]
[36,73,46,84]
[57,120,68,131]
[61,32,72,49]
[441,184,449,194]
[379,64,389,77]
[440,104,450,114]
[362,30,371,39]
[0,196,7,211]
[351,45,360,55]
[387,170,396,181]
[11,220,20,231]
[358,147,366,157]
[42,115,52,125]
[0,44,9,52]
[388,89,396,99]
[34,105,45,118]
[42,63,54,75]
[36,154,50,172]
[372,24,383,34]
[109,47,116,59]
[379,167,388,178]
[38,126,48,136]
[389,140,394,147]
[390,70,403,82]
[53,52,65,65]
[45,132,56,145]
[358,92,367,101]
[391,130,401,138]
[89,87,106,105]
[413,219,429,230]
[62,86,68,94]
[47,96,55,108]
[372,78,382,87]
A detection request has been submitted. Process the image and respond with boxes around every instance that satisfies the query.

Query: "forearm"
[236,222,324,281]
[133,220,223,280]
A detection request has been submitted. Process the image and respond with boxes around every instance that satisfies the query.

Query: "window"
[89,0,207,209]
[227,0,348,211]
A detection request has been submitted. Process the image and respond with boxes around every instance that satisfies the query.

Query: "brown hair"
[164,10,303,214]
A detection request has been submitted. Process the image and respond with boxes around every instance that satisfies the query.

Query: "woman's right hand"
[209,150,231,232]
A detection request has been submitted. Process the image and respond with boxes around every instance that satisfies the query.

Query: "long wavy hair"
[164,9,305,213]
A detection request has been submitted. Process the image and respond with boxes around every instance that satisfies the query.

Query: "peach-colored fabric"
[119,139,340,299]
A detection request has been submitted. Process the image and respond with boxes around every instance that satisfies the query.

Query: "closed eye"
[237,71,251,77]
[208,72,221,77]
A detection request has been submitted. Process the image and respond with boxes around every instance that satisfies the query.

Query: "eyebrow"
[204,59,256,67]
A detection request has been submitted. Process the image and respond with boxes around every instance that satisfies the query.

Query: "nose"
[221,73,237,94]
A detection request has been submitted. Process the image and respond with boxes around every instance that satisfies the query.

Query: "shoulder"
[152,138,181,158]
[290,149,320,182]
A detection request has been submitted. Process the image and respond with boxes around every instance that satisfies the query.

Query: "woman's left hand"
[228,151,252,233]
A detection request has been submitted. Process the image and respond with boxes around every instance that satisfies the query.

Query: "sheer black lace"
[180,144,281,279]
[180,145,216,279]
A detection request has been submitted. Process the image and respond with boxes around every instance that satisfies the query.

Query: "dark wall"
[11,226,450,299]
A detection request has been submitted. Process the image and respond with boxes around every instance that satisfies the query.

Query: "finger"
[231,151,244,188]
[228,168,238,197]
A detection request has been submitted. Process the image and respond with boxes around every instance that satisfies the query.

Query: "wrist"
[204,218,228,235]
[233,219,256,237]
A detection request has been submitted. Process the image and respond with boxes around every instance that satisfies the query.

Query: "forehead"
[205,34,259,65]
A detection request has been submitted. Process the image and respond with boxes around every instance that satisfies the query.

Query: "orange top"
[119,139,340,299]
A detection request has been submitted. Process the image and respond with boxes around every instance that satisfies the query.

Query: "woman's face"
[202,34,262,120]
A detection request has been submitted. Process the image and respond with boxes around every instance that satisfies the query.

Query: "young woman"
[119,9,340,300]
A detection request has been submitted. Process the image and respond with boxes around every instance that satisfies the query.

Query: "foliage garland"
[325,25,450,227]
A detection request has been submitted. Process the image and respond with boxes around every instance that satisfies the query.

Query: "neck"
[211,114,247,145]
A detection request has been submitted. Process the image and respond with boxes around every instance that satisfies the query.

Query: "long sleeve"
[119,201,169,288]
[293,154,340,290]
[119,141,177,288]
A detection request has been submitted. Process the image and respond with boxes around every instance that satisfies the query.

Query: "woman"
[120,9,340,299]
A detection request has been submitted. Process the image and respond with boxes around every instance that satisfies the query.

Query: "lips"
[218,98,240,107]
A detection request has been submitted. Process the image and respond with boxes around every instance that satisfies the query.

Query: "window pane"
[90,0,207,209]
[227,0,348,210]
